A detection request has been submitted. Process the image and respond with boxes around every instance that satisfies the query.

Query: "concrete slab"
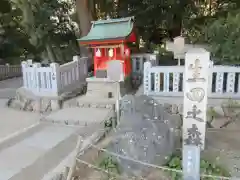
[77,95,115,105]
[0,89,17,99]
[10,124,104,180]
[42,107,113,126]
[0,77,22,89]
[0,108,41,141]
[0,125,78,180]
[20,126,77,150]
[0,99,8,108]
[41,149,75,180]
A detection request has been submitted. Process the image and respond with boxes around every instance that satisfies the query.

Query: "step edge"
[0,122,45,152]
[9,130,78,180]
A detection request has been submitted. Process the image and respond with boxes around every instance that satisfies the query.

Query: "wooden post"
[66,136,83,180]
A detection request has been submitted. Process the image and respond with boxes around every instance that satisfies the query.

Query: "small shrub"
[97,154,121,180]
[165,153,230,180]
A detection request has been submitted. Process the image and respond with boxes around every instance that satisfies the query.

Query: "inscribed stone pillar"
[182,48,210,150]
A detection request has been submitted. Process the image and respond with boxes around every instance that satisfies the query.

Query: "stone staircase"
[0,76,122,179]
[0,124,79,180]
[0,102,111,180]
[0,119,107,180]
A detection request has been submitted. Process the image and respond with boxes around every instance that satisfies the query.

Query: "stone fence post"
[50,63,61,96]
[143,61,152,95]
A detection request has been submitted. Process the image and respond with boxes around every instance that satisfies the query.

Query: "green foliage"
[104,119,113,128]
[0,0,11,14]
[2,0,240,64]
[165,153,230,180]
[97,155,121,180]
[0,0,79,62]
[103,118,116,137]
[205,12,240,64]
[0,0,33,62]
[223,98,240,108]
[207,107,218,124]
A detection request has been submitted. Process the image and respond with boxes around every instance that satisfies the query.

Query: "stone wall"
[8,86,87,113]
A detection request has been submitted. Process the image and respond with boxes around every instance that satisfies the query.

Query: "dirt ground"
[74,122,240,180]
[205,129,240,177]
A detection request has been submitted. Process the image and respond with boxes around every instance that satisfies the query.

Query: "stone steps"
[9,125,79,180]
[41,107,114,126]
[0,123,45,152]
[62,94,115,110]
[0,105,111,180]
[0,124,79,180]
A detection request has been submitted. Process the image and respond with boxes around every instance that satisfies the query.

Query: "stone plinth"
[86,77,131,99]
[8,85,86,113]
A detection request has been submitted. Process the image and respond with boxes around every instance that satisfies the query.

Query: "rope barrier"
[76,158,143,180]
[81,141,233,180]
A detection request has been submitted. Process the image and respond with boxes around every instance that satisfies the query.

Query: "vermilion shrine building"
[78,16,137,79]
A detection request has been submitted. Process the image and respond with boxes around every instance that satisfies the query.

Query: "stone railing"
[144,62,240,99]
[21,56,88,97]
[0,64,22,80]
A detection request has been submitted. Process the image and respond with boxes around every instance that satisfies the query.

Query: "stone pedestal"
[86,77,131,99]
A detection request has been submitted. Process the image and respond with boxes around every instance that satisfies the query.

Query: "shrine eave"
[77,16,135,45]
[79,37,127,46]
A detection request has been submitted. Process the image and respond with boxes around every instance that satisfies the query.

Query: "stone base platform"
[86,76,132,99]
[40,107,114,126]
[77,95,115,109]
[8,85,86,113]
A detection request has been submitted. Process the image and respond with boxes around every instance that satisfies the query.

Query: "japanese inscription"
[182,145,201,180]
[187,59,206,82]
[185,105,203,122]
[120,97,135,115]
[186,87,205,103]
[183,49,210,150]
[184,124,203,146]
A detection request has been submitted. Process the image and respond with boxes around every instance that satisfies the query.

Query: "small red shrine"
[78,16,137,79]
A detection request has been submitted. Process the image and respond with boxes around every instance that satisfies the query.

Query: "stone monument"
[106,95,181,176]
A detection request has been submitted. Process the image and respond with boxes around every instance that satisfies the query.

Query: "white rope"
[177,147,240,158]
[76,158,144,180]
[85,142,233,180]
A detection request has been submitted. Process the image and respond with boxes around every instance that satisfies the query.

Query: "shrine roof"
[78,16,135,44]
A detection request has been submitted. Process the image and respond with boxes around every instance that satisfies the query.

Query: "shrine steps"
[0,123,79,180]
[62,94,115,110]
[0,123,46,153]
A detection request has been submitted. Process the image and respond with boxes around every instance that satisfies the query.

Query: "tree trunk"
[117,0,129,17]
[46,43,56,62]
[76,0,93,57]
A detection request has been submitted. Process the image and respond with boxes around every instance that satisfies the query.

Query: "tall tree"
[11,0,79,62]
[75,0,94,57]
[0,0,35,63]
